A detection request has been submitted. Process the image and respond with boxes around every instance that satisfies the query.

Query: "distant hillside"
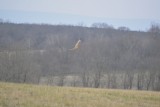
[0,22,160,91]
[0,22,149,51]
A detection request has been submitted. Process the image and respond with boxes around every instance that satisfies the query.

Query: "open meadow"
[0,82,160,107]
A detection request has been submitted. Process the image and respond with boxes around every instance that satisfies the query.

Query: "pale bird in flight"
[69,40,81,50]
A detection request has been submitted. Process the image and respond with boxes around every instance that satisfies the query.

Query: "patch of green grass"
[0,82,160,107]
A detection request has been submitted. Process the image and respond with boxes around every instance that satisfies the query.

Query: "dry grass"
[0,82,160,107]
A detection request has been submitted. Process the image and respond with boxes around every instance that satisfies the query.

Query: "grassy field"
[0,82,160,107]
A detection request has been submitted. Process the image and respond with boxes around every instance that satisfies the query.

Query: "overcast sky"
[0,0,160,31]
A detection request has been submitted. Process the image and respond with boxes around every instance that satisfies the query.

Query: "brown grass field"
[0,82,160,107]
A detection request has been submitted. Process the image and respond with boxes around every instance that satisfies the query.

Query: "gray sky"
[0,0,160,30]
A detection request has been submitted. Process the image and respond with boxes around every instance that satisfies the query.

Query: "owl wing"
[69,40,81,50]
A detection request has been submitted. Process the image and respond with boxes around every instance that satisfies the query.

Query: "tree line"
[0,22,160,91]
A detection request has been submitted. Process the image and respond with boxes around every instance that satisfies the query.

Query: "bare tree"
[123,71,134,89]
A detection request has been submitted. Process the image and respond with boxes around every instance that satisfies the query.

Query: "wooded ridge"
[0,22,160,91]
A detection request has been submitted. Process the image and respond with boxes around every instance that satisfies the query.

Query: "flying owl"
[69,40,81,50]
